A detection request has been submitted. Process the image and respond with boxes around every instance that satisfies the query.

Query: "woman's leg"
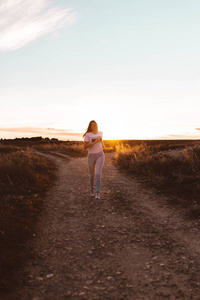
[88,155,96,193]
[95,153,105,192]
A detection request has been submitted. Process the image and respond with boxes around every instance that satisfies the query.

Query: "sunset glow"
[1,0,200,141]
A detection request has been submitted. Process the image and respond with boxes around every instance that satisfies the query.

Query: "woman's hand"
[95,137,101,143]
[84,137,103,150]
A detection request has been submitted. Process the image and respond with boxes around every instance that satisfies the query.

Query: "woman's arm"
[84,138,101,150]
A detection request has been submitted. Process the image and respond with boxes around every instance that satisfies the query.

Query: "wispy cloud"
[0,0,77,52]
[166,128,200,139]
[167,134,199,139]
[0,127,82,140]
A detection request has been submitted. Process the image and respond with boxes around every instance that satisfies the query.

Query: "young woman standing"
[83,120,105,199]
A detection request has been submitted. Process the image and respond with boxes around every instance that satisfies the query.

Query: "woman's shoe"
[95,193,100,199]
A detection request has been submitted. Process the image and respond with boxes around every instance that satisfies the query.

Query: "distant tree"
[30,137,43,141]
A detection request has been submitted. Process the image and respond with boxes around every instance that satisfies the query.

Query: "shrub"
[114,143,200,209]
[0,148,55,196]
[32,142,87,157]
[0,146,56,293]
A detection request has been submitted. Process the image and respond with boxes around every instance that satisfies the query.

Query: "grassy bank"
[114,143,200,218]
[32,141,115,155]
[32,142,87,157]
[0,146,56,293]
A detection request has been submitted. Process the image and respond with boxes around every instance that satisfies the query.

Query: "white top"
[84,131,103,154]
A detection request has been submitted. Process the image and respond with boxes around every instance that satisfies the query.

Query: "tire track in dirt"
[6,152,200,300]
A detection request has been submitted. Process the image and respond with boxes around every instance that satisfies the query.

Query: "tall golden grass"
[0,147,55,195]
[32,141,115,154]
[0,146,56,294]
[32,142,87,157]
[115,143,200,216]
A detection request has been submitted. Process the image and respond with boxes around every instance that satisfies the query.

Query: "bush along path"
[0,148,56,295]
[6,152,200,300]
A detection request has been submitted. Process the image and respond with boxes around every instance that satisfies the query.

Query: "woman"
[83,120,105,199]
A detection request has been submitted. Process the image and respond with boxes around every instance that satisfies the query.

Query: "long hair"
[83,120,97,138]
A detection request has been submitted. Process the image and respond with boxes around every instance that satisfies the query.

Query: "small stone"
[65,247,72,250]
[116,271,122,275]
[160,263,165,267]
[36,277,43,281]
[146,264,151,269]
[107,276,114,281]
[92,265,97,269]
[94,286,106,291]
[153,256,158,260]
[108,286,115,291]
[46,274,54,278]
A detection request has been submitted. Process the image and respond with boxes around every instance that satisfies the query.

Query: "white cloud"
[0,0,77,51]
[0,126,82,140]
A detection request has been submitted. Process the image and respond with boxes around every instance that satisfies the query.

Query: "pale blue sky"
[1,0,200,140]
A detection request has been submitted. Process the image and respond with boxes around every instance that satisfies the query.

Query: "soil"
[5,152,200,300]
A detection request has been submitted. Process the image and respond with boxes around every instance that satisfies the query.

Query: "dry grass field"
[1,138,200,295]
[114,141,200,218]
[0,144,56,292]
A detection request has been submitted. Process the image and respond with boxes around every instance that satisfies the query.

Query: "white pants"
[88,151,105,192]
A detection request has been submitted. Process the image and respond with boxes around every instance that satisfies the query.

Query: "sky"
[0,0,200,140]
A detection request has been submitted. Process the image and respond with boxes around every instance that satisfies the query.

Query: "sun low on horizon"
[1,0,200,141]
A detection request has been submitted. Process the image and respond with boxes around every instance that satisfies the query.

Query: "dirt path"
[7,153,200,300]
